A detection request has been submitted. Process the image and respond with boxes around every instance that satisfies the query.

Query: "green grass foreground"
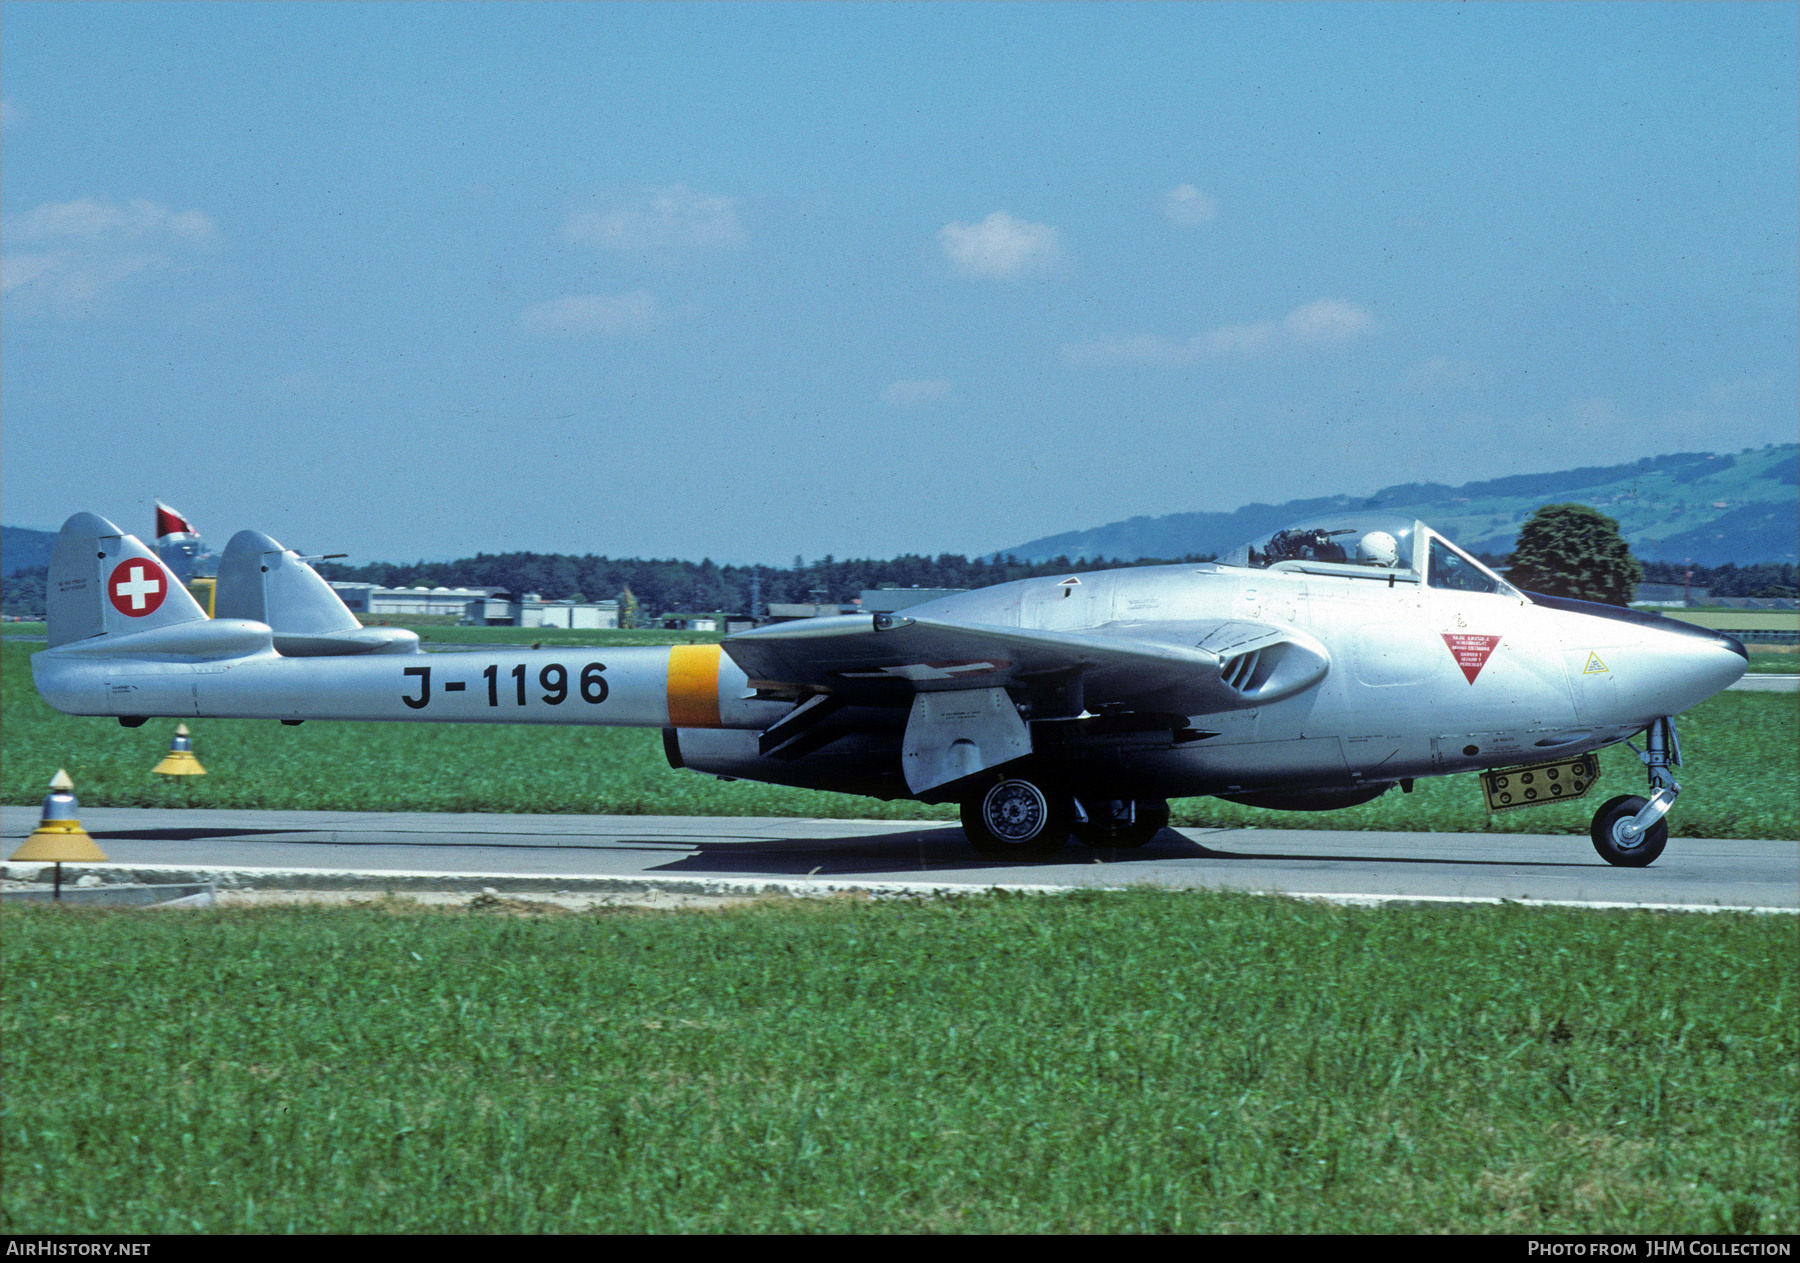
[6,642,1795,837]
[2,894,1793,1234]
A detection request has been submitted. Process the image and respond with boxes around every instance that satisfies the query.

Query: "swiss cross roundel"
[108,559,168,617]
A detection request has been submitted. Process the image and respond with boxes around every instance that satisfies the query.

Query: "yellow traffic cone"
[152,724,206,777]
[10,771,108,898]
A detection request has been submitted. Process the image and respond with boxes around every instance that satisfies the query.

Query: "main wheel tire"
[1072,799,1171,849]
[1590,794,1668,868]
[961,779,1073,860]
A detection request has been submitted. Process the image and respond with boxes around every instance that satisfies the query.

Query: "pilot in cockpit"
[1238,513,1418,573]
[1355,530,1400,568]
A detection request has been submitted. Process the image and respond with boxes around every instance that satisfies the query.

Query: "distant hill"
[2,526,56,577]
[992,445,1799,568]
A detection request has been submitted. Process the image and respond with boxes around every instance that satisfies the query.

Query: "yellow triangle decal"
[1583,652,1609,675]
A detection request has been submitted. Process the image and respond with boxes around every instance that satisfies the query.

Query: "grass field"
[1743,643,1799,672]
[4,641,1794,837]
[2,893,1792,1234]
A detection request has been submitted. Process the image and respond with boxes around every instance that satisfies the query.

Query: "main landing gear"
[959,776,1170,860]
[1589,716,1681,868]
[1071,797,1171,850]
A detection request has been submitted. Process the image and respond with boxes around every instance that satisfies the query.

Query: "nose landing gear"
[1590,716,1681,867]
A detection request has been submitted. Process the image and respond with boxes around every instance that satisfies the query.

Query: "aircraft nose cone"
[1531,591,1749,719]
[1692,635,1749,693]
[1625,628,1747,717]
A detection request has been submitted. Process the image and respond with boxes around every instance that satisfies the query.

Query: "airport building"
[509,595,621,629]
[1634,582,1710,607]
[330,582,618,628]
[659,613,757,633]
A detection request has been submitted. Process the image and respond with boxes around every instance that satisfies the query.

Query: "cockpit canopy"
[1229,511,1419,573]
[1225,511,1520,597]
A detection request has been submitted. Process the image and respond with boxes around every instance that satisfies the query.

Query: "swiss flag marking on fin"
[1442,633,1501,684]
[108,560,168,617]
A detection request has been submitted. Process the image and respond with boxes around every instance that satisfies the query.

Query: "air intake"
[1220,648,1263,693]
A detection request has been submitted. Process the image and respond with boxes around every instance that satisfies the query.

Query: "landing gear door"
[901,687,1031,795]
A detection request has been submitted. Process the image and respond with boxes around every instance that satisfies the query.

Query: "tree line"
[10,551,1206,620]
[5,516,1793,619]
[309,551,1218,618]
[1638,560,1797,599]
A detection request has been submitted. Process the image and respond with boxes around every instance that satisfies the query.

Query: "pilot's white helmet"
[1358,531,1400,567]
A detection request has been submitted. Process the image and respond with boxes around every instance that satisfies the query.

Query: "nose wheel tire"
[1590,794,1669,868]
[961,778,1072,860]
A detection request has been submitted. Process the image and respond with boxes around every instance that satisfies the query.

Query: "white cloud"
[1062,299,1377,367]
[1,198,221,314]
[564,186,743,252]
[518,291,657,337]
[938,211,1064,278]
[1405,356,1494,394]
[1281,298,1375,345]
[7,198,220,246]
[882,378,954,407]
[1164,184,1218,224]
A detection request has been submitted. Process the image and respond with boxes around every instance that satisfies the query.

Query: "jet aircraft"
[32,510,1746,866]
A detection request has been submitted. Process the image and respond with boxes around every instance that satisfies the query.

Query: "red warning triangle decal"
[1441,633,1502,684]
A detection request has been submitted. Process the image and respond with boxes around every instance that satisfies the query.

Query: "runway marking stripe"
[666,644,723,728]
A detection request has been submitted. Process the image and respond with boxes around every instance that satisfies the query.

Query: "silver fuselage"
[673,561,1746,799]
[32,560,1744,803]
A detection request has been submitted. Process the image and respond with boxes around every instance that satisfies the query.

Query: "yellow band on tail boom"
[666,644,723,728]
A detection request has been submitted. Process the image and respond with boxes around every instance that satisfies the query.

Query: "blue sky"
[3,2,1795,564]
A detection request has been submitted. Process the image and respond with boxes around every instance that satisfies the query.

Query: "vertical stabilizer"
[216,530,360,632]
[215,529,418,655]
[48,513,207,648]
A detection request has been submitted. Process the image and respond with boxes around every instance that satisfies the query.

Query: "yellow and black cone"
[152,724,206,777]
[10,770,108,863]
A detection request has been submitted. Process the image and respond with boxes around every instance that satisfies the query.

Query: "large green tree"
[1507,503,1644,605]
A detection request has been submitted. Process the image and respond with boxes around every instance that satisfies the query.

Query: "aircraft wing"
[722,613,1328,714]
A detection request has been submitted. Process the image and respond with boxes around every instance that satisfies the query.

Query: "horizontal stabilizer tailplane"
[47,619,273,660]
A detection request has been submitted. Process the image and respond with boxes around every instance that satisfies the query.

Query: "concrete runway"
[4,805,1793,912]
